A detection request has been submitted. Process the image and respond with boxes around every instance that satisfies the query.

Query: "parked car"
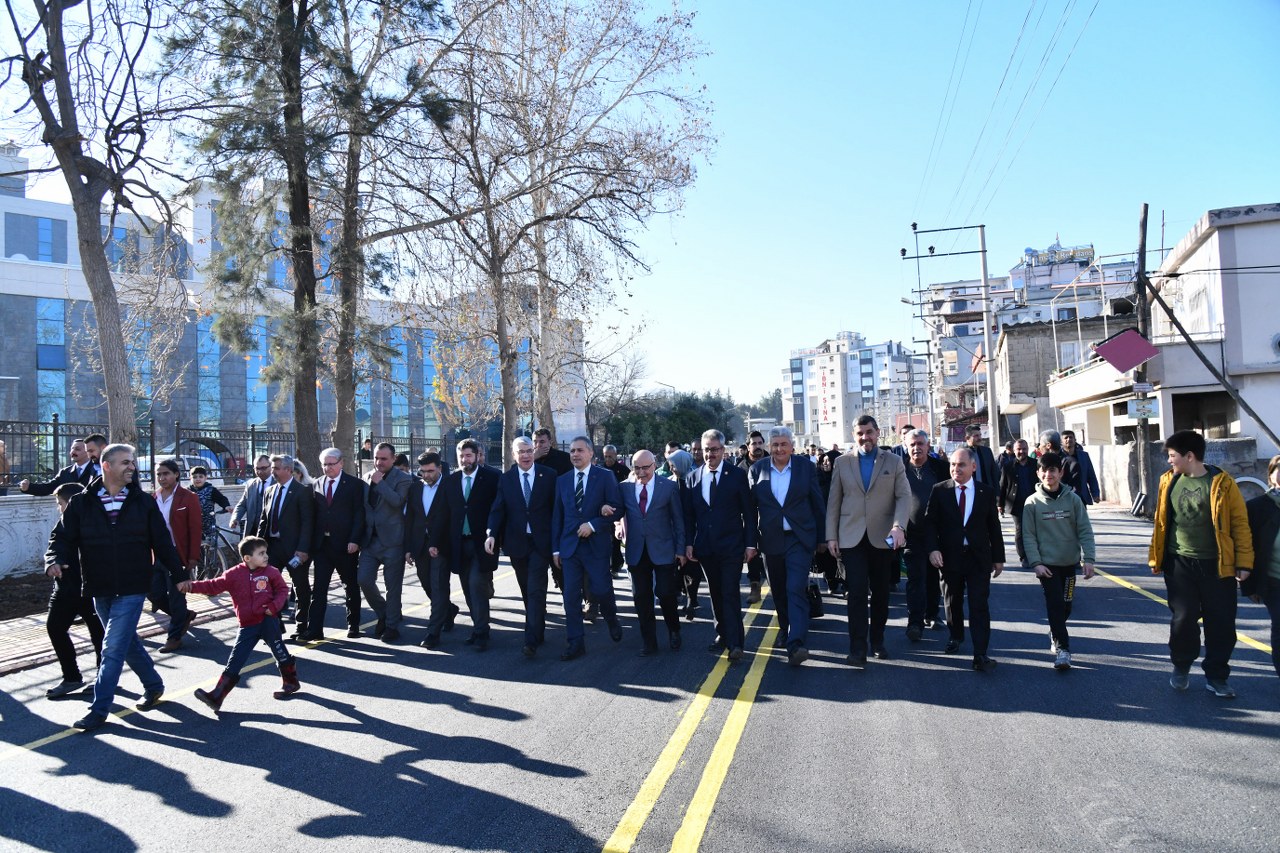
[137,453,226,486]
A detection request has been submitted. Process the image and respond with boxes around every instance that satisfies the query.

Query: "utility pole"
[1134,204,1151,515]
[979,225,998,447]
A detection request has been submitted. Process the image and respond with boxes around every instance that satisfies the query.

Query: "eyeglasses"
[634,464,655,472]
[321,460,342,467]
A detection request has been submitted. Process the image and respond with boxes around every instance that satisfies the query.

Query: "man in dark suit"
[685,429,757,662]
[964,424,1000,488]
[308,447,366,641]
[231,455,272,534]
[254,454,315,641]
[406,451,454,649]
[925,445,1006,672]
[603,444,631,577]
[18,439,94,495]
[737,431,769,604]
[356,442,414,643]
[998,439,1037,566]
[749,426,826,666]
[552,435,622,660]
[485,437,556,657]
[534,427,573,476]
[902,429,950,641]
[442,438,501,650]
[617,449,685,656]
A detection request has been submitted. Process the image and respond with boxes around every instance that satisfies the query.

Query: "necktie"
[958,484,967,522]
[575,471,584,513]
[270,486,283,537]
[639,483,648,516]
[708,469,718,507]
[522,471,532,506]
[463,475,473,535]
[326,478,335,506]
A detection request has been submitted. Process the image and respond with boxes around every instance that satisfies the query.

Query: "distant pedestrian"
[1244,455,1280,680]
[1148,430,1253,698]
[42,483,105,699]
[1021,452,1096,670]
[180,536,298,712]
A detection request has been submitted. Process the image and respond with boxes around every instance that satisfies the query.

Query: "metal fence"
[0,415,113,489]
[171,423,298,484]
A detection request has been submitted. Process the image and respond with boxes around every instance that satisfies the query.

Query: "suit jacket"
[553,465,622,561]
[824,450,911,549]
[619,475,684,566]
[405,478,451,562]
[1067,448,1100,504]
[362,466,412,554]
[255,478,315,560]
[25,462,94,497]
[749,455,826,554]
[486,463,556,559]
[442,465,501,570]
[683,463,756,560]
[923,479,1006,572]
[968,443,1000,489]
[160,485,204,566]
[312,470,367,552]
[231,476,270,532]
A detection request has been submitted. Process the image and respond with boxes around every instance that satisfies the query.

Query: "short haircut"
[157,458,181,474]
[511,436,533,452]
[768,425,795,442]
[666,440,682,450]
[54,482,84,501]
[320,447,343,462]
[1061,430,1076,440]
[101,443,134,464]
[255,454,271,464]
[417,451,442,467]
[603,444,617,453]
[270,453,294,469]
[1268,454,1280,483]
[84,433,108,446]
[1037,430,1062,451]
[190,465,209,476]
[906,428,929,443]
[901,423,915,432]
[375,441,396,455]
[534,427,553,440]
[748,430,764,441]
[965,424,983,435]
[951,446,977,465]
[456,438,480,455]
[1038,452,1063,471]
[700,429,725,446]
[1003,440,1014,450]
[1164,430,1207,461]
[238,536,268,557]
[394,453,410,468]
[570,435,593,451]
[855,415,878,429]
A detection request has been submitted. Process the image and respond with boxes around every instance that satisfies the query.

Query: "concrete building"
[1048,202,1280,456]
[781,331,927,449]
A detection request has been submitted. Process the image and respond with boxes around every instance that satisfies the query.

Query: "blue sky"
[625,0,1280,405]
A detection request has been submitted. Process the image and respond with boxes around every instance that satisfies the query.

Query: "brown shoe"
[159,637,184,653]
[747,582,762,604]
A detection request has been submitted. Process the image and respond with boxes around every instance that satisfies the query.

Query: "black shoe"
[560,644,586,661]
[773,634,788,649]
[973,655,998,673]
[707,639,727,655]
[944,639,962,655]
[373,617,386,638]
[906,625,923,643]
[727,646,744,662]
[638,644,659,657]
[73,712,108,731]
[474,635,489,652]
[846,654,867,668]
[583,604,599,623]
[608,619,623,642]
[788,645,809,666]
[443,603,459,632]
[670,631,682,651]
[347,627,361,639]
[381,628,400,644]
[873,644,890,660]
[522,644,536,658]
[136,689,165,711]
[420,634,440,650]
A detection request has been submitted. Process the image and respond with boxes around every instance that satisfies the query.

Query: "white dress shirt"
[701,465,721,505]
[769,460,793,531]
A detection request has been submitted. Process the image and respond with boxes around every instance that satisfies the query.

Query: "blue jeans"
[224,616,290,677]
[91,594,163,717]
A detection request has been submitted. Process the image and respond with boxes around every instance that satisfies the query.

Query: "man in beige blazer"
[825,415,911,667]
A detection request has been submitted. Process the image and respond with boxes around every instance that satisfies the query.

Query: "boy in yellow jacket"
[1148,430,1253,698]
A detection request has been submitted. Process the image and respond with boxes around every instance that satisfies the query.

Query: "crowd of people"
[24,419,1280,731]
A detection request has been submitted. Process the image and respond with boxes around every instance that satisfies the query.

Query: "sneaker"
[46,679,86,699]
[1169,669,1190,691]
[1205,679,1236,699]
[73,712,108,731]
[136,689,165,710]
[1053,649,1072,670]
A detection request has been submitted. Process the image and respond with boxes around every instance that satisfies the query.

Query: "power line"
[912,0,979,217]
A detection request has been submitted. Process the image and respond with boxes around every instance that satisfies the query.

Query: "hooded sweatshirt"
[1021,482,1096,567]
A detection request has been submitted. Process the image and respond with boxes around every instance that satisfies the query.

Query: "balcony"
[1047,356,1133,408]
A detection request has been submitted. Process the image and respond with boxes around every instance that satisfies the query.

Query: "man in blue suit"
[749,426,826,666]
[617,449,685,656]
[486,436,557,657]
[552,436,622,660]
[685,429,758,662]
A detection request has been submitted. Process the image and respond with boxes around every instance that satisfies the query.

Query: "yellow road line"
[1096,568,1272,654]
[0,570,513,763]
[603,596,772,853]
[670,614,780,853]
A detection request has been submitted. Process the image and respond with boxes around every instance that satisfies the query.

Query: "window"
[36,345,66,370]
[197,315,221,428]
[388,327,409,433]
[5,213,68,262]
[246,316,268,427]
[1057,307,1078,322]
[37,369,65,421]
[104,225,139,272]
[420,330,439,435]
[268,210,290,288]
[36,298,65,345]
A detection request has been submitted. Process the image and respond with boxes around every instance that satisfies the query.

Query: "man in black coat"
[533,427,573,476]
[50,443,186,731]
[254,454,315,640]
[486,437,557,656]
[406,451,455,649]
[998,439,1038,565]
[18,439,94,495]
[902,429,951,641]
[443,439,501,649]
[309,447,366,640]
[925,445,1006,672]
[963,424,1000,488]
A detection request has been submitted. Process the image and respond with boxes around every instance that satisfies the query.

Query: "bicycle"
[197,523,241,580]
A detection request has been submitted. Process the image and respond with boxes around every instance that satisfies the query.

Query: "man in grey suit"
[749,426,826,666]
[357,442,413,643]
[617,449,685,656]
[231,455,272,534]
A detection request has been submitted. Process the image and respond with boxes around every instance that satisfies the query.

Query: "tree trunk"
[491,270,520,468]
[333,130,364,472]
[531,206,558,440]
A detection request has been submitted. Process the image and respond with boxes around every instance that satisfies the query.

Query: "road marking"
[669,614,779,853]
[0,570,514,763]
[603,597,772,853]
[1096,568,1272,654]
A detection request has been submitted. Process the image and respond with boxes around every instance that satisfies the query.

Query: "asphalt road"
[2,509,1277,852]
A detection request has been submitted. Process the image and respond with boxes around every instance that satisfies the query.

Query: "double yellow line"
[605,595,780,853]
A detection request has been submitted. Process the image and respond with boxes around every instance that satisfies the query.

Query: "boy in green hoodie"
[1022,452,1095,670]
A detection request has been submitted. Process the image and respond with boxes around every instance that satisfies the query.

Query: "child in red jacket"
[179,536,300,712]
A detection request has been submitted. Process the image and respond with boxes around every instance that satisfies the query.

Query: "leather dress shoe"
[973,655,998,673]
[906,625,923,643]
[381,628,400,644]
[474,635,489,651]
[669,631,682,651]
[773,634,788,650]
[944,639,962,655]
[420,634,440,650]
[638,644,659,657]
[443,603,459,632]
[607,619,623,642]
[873,644,890,660]
[788,645,810,666]
[522,644,536,658]
[707,639,727,655]
[347,626,361,639]
[373,616,386,638]
[560,644,586,661]
[846,654,867,668]
[159,637,183,653]
[727,646,744,662]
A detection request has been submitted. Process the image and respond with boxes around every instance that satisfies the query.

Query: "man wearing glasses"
[231,455,273,535]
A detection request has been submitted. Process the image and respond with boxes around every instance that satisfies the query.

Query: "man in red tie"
[305,448,366,641]
[924,447,1006,672]
[616,449,686,656]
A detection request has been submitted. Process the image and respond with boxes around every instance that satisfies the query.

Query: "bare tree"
[583,346,651,446]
